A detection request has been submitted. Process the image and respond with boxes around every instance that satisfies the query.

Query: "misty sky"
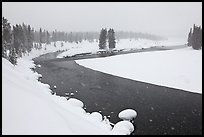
[2,2,202,39]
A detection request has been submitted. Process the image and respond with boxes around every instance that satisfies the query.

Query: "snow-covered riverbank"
[57,38,187,58]
[2,41,135,135]
[76,47,202,94]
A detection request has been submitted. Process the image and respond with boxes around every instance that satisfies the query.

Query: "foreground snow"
[119,109,137,121]
[2,58,109,134]
[2,42,135,135]
[57,38,187,58]
[76,47,202,94]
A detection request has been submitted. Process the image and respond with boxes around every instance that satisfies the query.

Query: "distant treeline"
[2,17,166,65]
[33,30,166,44]
[32,30,166,44]
[33,30,99,44]
[115,31,167,41]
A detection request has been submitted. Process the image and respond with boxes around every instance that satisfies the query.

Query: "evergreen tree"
[22,23,29,54]
[9,47,17,65]
[13,24,22,57]
[2,17,12,58]
[42,29,46,43]
[27,25,33,53]
[2,39,7,58]
[108,28,116,51]
[197,26,202,49]
[52,30,57,47]
[98,28,107,49]
[190,24,202,50]
[46,31,51,44]
[39,28,42,48]
[31,28,35,48]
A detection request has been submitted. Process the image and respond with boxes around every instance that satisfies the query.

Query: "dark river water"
[33,46,202,135]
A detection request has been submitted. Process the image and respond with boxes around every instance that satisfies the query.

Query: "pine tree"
[22,23,29,54]
[2,39,7,58]
[46,31,50,44]
[39,28,42,48]
[191,25,202,50]
[2,17,12,58]
[197,26,202,49]
[98,28,107,49]
[9,47,17,65]
[42,30,46,43]
[52,30,57,47]
[27,25,33,53]
[13,24,22,57]
[31,28,35,49]
[108,28,116,51]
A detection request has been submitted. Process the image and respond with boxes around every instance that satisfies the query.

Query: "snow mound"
[111,121,134,135]
[67,98,84,108]
[118,109,137,121]
[89,112,103,122]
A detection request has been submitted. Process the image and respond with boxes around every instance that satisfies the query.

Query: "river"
[33,45,202,135]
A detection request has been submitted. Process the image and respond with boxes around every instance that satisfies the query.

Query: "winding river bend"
[33,46,202,135]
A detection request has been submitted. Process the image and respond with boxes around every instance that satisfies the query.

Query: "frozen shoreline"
[76,47,202,94]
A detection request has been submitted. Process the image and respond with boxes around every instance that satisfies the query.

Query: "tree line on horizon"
[2,17,167,65]
[2,17,100,65]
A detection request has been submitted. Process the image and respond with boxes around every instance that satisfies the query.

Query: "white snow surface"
[67,98,84,108]
[76,47,202,94]
[118,109,137,121]
[89,112,103,122]
[57,40,99,58]
[2,41,135,135]
[111,121,134,135]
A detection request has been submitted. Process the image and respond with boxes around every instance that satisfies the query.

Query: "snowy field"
[2,42,135,135]
[76,47,202,94]
[57,38,187,58]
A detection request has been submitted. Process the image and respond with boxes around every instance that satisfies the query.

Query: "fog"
[2,2,202,39]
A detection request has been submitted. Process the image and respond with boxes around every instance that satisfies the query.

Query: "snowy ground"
[76,47,202,94]
[57,38,187,58]
[2,42,134,135]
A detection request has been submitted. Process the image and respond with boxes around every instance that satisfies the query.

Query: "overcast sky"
[2,2,202,39]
